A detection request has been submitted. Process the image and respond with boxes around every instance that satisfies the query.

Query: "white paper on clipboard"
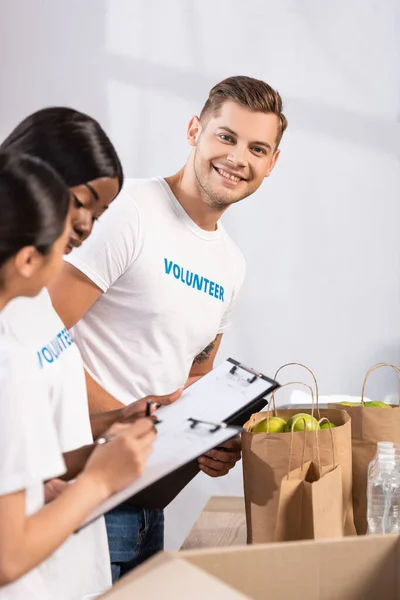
[157,357,276,426]
[79,420,240,529]
[79,358,277,529]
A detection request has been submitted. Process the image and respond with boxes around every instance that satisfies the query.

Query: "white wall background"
[1,0,400,549]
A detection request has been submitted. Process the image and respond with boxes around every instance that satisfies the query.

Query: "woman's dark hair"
[0,151,70,269]
[1,107,123,191]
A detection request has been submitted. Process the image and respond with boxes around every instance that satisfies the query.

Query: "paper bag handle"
[287,417,336,480]
[269,382,316,419]
[287,416,308,478]
[361,362,400,406]
[274,362,319,404]
[314,418,336,478]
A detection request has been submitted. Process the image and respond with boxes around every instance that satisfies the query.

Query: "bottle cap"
[377,442,394,449]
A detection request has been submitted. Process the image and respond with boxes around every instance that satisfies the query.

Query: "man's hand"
[119,389,183,423]
[197,436,242,478]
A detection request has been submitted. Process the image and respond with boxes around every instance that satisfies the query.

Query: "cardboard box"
[102,534,400,599]
[101,554,248,599]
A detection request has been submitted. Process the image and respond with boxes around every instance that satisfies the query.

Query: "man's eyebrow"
[251,140,272,151]
[218,126,238,137]
[218,126,272,151]
[84,182,100,201]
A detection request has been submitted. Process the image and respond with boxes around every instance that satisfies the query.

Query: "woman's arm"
[0,418,155,585]
[0,473,108,585]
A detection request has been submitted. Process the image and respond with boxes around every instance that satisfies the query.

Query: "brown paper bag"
[329,362,400,535]
[275,418,344,541]
[242,363,355,543]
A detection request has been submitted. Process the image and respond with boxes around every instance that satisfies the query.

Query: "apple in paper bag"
[364,401,392,408]
[251,417,287,433]
[285,413,320,432]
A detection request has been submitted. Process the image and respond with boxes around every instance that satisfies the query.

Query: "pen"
[146,399,162,425]
[146,399,152,417]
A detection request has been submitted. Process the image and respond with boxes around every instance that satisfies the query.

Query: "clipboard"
[79,417,244,530]
[127,358,279,510]
[79,358,279,527]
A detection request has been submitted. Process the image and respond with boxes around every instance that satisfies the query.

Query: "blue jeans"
[105,503,164,583]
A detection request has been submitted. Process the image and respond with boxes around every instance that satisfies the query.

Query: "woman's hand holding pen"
[83,419,157,496]
[86,389,183,495]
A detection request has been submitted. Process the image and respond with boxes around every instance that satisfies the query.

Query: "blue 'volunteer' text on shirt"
[37,327,74,368]
[164,258,225,301]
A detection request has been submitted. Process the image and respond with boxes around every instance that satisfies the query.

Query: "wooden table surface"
[181,496,247,550]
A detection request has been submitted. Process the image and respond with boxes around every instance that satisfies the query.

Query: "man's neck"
[165,165,226,232]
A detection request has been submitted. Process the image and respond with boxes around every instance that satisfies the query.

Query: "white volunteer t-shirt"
[0,292,111,600]
[66,178,246,404]
[2,289,92,453]
[0,333,65,600]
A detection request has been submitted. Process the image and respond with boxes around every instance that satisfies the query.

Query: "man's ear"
[265,149,280,178]
[187,115,202,147]
[14,246,43,278]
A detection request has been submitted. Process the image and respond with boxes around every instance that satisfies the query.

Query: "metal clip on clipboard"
[226,358,278,418]
[229,359,266,384]
[187,417,244,434]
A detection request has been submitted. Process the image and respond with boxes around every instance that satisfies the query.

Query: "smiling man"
[48,75,287,580]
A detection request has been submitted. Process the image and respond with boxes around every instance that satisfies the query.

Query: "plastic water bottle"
[367,445,400,535]
[368,442,396,480]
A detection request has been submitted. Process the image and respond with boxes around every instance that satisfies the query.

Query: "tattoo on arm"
[193,337,217,364]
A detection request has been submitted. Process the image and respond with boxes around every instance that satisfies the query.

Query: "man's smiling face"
[190,100,281,210]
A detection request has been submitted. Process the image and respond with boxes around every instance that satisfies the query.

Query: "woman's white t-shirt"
[0,291,111,599]
[0,334,65,600]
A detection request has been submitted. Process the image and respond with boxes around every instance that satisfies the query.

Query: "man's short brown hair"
[200,75,287,147]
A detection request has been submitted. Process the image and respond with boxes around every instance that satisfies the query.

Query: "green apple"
[339,401,359,406]
[285,413,320,432]
[320,422,337,429]
[251,417,287,434]
[364,401,392,409]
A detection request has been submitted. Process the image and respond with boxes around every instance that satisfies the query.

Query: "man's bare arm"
[185,334,223,387]
[188,334,242,478]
